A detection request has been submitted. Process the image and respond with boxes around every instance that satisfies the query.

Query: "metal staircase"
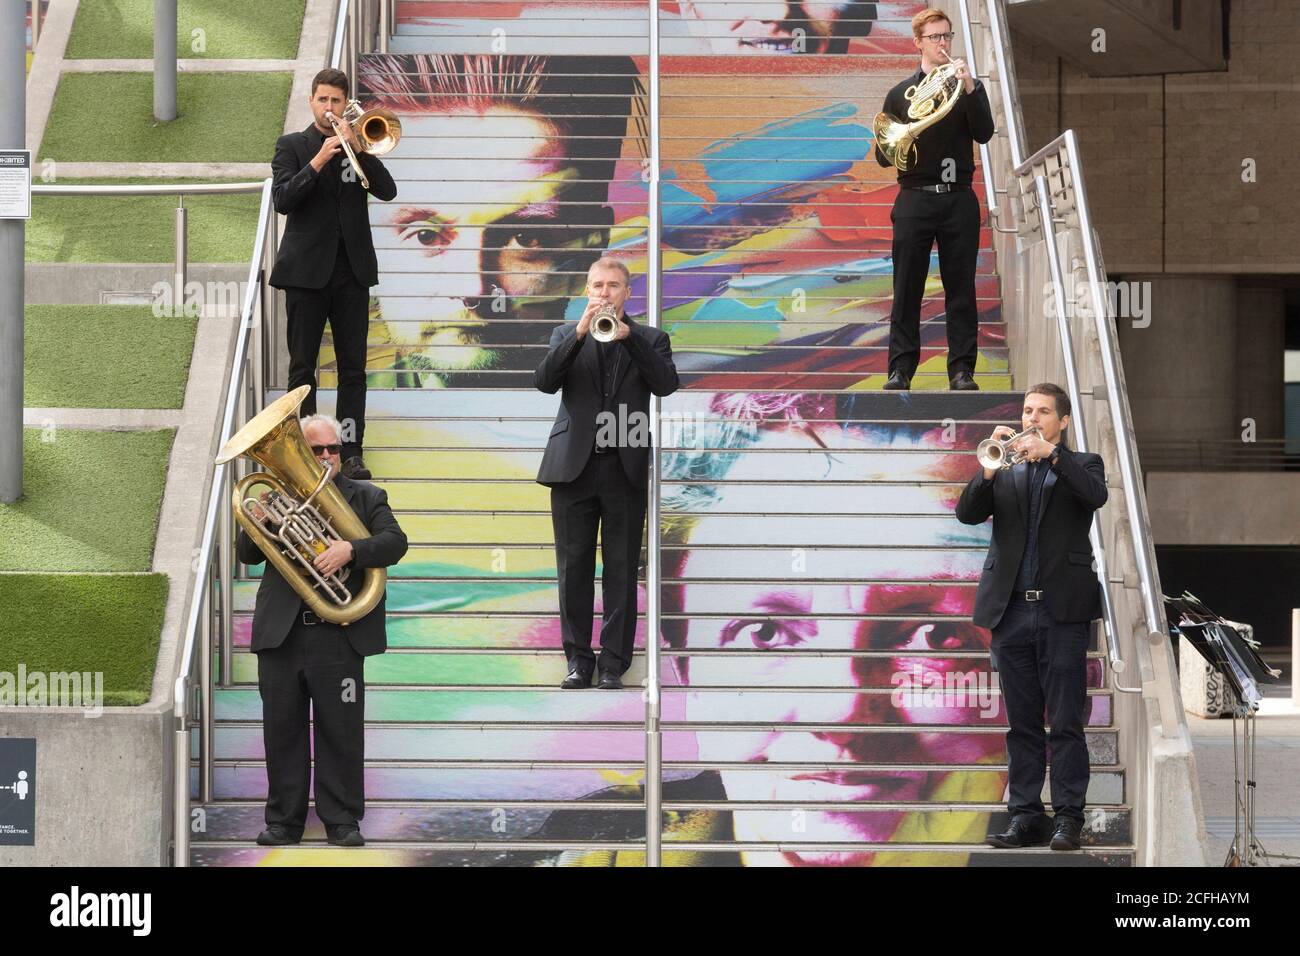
[175,0,1204,867]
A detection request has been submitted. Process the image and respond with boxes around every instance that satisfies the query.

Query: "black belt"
[300,610,324,626]
[902,183,971,193]
[592,446,618,457]
[1009,589,1045,602]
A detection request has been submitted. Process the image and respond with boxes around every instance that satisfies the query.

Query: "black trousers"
[255,618,366,833]
[550,451,646,675]
[991,597,1091,822]
[285,247,370,456]
[888,187,981,379]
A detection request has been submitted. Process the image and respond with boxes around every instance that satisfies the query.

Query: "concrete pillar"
[0,0,25,503]
[1117,275,1238,445]
[1235,286,1285,442]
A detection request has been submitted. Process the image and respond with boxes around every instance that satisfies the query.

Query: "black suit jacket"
[235,475,408,656]
[269,122,397,290]
[955,444,1108,629]
[534,316,680,490]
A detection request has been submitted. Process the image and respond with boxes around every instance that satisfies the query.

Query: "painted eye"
[398,220,455,250]
[733,620,802,649]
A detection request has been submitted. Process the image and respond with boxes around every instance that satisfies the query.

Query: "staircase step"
[211,687,1114,727]
[190,802,1132,846]
[223,650,1110,690]
[191,765,1124,805]
[202,726,1119,765]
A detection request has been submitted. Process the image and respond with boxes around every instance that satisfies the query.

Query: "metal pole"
[349,0,359,87]
[380,0,390,54]
[174,201,187,316]
[200,571,214,802]
[172,679,191,866]
[0,2,25,504]
[219,465,234,687]
[644,0,663,869]
[154,0,177,121]
[29,0,39,49]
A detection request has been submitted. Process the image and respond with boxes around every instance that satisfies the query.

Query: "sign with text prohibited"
[0,150,32,220]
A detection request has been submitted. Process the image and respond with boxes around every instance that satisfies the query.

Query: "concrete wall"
[0,709,172,866]
[1012,0,1300,275]
[1148,472,1300,545]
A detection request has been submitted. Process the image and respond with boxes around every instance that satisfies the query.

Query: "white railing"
[956,0,1206,865]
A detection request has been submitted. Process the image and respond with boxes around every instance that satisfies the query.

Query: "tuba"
[215,385,386,626]
[873,59,964,172]
[326,99,403,190]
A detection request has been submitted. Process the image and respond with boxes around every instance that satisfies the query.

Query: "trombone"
[326,99,402,190]
[976,427,1042,470]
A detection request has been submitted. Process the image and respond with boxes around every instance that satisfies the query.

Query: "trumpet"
[326,99,402,190]
[591,304,621,343]
[976,426,1042,471]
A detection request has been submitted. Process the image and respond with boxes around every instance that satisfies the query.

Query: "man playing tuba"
[237,414,408,848]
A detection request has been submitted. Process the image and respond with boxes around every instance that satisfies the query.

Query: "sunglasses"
[310,444,342,456]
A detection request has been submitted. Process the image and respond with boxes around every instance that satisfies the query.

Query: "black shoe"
[1050,815,1083,851]
[341,455,372,480]
[949,371,979,391]
[986,814,1052,849]
[883,370,912,390]
[560,666,593,689]
[597,670,623,690]
[326,824,365,847]
[255,824,302,846]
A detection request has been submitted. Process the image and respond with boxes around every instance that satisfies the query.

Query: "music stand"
[1165,592,1291,866]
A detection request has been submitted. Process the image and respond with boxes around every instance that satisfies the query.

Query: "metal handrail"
[171,179,276,866]
[954,0,1157,693]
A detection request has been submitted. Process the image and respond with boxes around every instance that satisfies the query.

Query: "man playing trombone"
[955,384,1107,851]
[270,68,398,480]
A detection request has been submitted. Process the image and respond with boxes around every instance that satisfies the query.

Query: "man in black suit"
[237,415,408,848]
[874,7,994,391]
[535,258,680,690]
[270,68,397,480]
[955,383,1107,851]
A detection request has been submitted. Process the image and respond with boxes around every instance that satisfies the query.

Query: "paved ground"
[1187,655,1300,866]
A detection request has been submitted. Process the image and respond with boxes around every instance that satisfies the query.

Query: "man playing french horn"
[874,7,993,391]
[235,413,408,849]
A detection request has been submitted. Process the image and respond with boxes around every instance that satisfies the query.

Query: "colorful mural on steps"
[196,2,1120,867]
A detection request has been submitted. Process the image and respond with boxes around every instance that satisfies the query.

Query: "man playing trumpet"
[534,259,680,690]
[875,7,993,391]
[955,384,1107,851]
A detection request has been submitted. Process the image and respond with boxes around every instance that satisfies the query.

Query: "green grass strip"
[28,177,262,263]
[0,429,175,572]
[66,0,305,60]
[0,573,168,707]
[39,72,292,164]
[24,305,197,409]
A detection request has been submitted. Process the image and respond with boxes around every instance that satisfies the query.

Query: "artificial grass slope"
[24,305,197,409]
[0,574,168,707]
[39,72,292,164]
[0,429,175,572]
[66,0,305,60]
[27,177,262,263]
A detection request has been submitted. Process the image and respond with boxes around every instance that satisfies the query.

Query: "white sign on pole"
[0,150,32,220]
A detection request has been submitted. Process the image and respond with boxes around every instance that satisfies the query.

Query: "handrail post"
[219,465,234,687]
[174,200,187,319]
[644,0,663,868]
[380,0,391,54]
[172,674,190,866]
[200,568,214,802]
[29,0,39,49]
